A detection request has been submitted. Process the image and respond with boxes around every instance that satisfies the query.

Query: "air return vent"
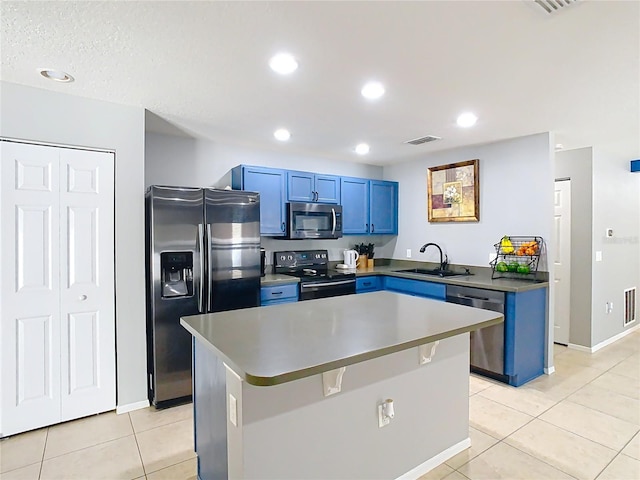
[405,135,442,145]
[532,0,580,15]
[624,287,636,326]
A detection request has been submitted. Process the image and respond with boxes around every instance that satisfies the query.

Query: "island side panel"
[194,338,229,479]
[238,334,470,480]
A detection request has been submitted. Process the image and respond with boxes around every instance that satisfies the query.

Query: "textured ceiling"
[1,1,638,165]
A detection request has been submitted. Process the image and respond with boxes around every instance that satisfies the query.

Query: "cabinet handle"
[371,224,375,233]
[363,282,371,286]
[272,291,283,295]
[314,191,318,201]
[281,222,285,232]
[366,223,369,233]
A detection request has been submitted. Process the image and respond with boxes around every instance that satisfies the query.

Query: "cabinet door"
[369,181,398,235]
[287,171,314,202]
[315,175,340,204]
[243,167,286,236]
[59,148,116,421]
[340,177,369,234]
[1,142,62,436]
[383,277,446,300]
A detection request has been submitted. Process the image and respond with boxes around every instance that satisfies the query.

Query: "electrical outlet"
[378,404,390,428]
[605,302,614,314]
[406,249,411,258]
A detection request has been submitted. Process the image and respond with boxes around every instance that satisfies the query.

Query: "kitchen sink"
[394,268,468,278]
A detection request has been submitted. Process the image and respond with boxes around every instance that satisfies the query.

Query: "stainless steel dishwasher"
[446,285,507,381]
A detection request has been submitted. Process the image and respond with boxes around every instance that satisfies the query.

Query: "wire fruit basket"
[490,236,544,280]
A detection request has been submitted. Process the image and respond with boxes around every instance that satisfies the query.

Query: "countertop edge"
[181,312,503,387]
[261,269,548,293]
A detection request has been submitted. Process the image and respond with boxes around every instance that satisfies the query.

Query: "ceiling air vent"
[405,135,441,146]
[532,0,580,15]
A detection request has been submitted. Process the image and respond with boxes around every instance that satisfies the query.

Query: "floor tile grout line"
[39,431,139,462]
[534,416,632,453]
[129,413,148,478]
[38,427,48,480]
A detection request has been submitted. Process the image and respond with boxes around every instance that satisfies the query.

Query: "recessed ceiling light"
[355,143,370,155]
[361,81,385,100]
[269,53,298,75]
[274,128,291,141]
[38,68,74,83]
[456,112,477,128]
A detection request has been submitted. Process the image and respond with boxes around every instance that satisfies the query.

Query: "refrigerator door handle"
[197,223,205,313]
[331,207,336,236]
[206,224,213,312]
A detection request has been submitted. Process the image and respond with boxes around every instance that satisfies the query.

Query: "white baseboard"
[396,437,471,480]
[569,324,640,353]
[567,343,592,353]
[544,366,555,375]
[116,399,149,415]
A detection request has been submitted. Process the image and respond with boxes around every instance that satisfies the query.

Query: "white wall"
[145,130,395,263]
[591,149,640,345]
[1,82,147,408]
[382,133,555,269]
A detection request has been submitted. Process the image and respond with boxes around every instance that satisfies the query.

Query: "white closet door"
[1,142,62,436]
[59,148,115,420]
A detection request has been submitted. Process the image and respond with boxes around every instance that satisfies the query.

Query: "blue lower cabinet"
[504,288,547,386]
[261,283,298,306]
[356,276,382,293]
[383,276,446,300]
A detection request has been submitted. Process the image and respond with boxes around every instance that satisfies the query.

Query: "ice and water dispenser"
[160,252,194,298]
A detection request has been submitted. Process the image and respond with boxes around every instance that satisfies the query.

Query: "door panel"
[60,148,115,420]
[1,142,62,436]
[553,180,571,345]
[16,205,53,292]
[67,311,99,393]
[67,206,98,287]
[16,315,54,403]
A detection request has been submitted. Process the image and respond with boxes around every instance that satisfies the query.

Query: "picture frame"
[427,159,479,222]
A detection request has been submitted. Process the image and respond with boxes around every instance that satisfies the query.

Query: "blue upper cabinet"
[231,165,286,236]
[341,177,398,235]
[287,171,340,204]
[370,180,398,234]
[341,177,370,234]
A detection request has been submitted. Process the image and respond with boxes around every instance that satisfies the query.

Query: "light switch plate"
[406,249,411,258]
[229,394,237,426]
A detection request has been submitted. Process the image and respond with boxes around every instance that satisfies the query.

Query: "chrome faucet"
[419,243,448,271]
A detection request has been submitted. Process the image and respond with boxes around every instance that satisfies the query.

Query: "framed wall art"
[427,159,479,222]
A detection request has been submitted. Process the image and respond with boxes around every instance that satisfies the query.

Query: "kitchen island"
[181,291,502,480]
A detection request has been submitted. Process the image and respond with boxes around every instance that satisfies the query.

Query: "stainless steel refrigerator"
[145,186,261,407]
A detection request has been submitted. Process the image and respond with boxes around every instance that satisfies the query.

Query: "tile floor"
[1,330,638,480]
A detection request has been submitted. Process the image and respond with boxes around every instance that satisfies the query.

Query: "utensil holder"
[357,254,368,270]
[367,258,374,268]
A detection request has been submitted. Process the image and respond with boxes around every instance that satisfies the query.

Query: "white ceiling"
[1,1,638,165]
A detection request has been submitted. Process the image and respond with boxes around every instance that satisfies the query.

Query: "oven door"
[287,203,342,239]
[299,278,355,300]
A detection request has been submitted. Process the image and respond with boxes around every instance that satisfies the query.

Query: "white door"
[1,142,62,435]
[59,148,115,420]
[553,180,571,345]
[0,141,115,437]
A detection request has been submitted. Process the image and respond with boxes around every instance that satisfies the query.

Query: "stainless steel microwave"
[286,202,343,239]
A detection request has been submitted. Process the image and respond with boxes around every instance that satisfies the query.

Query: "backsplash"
[261,235,396,269]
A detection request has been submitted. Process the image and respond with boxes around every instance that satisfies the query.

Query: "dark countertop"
[261,261,548,293]
[181,291,503,386]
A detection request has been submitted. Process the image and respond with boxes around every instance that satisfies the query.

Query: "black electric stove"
[273,250,356,300]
